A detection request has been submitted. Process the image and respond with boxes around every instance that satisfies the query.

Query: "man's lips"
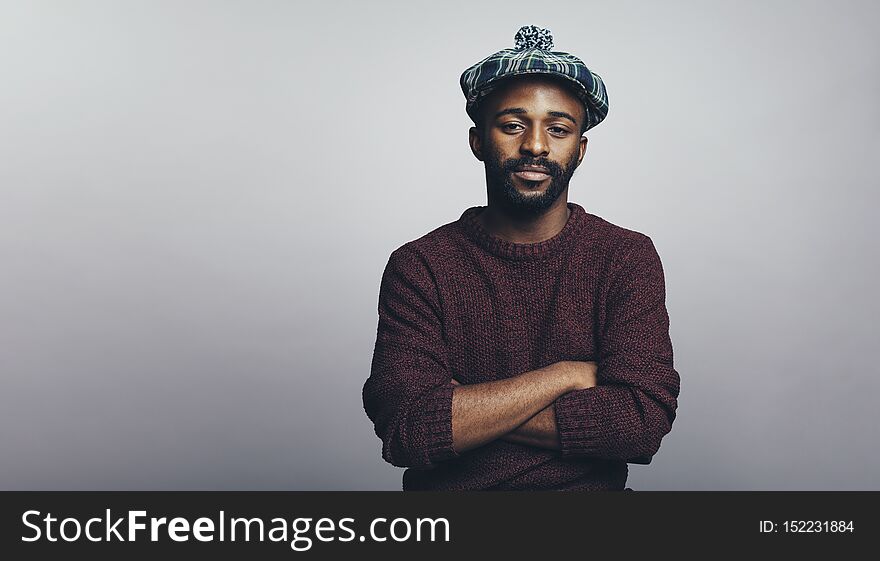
[512,164,551,182]
[512,168,551,181]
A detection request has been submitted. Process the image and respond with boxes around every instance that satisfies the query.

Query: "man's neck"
[478,199,571,244]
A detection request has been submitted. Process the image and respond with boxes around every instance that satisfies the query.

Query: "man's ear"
[576,135,588,167]
[468,126,485,162]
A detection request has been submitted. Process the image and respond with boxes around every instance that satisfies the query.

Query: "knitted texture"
[363,202,680,491]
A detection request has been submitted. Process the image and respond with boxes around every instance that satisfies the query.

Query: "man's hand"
[554,360,599,391]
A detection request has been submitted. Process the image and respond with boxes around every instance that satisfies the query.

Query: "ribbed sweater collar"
[458,201,588,262]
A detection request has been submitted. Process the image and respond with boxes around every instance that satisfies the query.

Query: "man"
[362,25,680,491]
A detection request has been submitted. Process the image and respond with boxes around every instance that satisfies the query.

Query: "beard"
[483,145,581,218]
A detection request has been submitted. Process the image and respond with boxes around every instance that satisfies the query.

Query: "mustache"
[500,157,563,176]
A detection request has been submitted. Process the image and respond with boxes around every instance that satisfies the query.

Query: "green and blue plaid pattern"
[459,26,609,132]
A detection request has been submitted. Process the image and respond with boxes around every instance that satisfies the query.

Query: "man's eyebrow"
[547,110,578,126]
[494,107,579,126]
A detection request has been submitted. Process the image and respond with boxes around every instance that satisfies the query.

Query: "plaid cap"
[460,25,609,132]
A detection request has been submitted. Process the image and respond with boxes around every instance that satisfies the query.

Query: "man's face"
[469,76,588,218]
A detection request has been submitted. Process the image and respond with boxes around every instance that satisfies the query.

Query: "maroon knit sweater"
[363,201,680,491]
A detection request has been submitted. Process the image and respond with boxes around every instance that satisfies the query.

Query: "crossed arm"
[449,365,658,465]
[448,362,597,453]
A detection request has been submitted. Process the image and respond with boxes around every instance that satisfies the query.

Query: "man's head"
[468,74,588,218]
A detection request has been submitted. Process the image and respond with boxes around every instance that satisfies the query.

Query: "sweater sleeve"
[362,246,460,469]
[553,235,680,460]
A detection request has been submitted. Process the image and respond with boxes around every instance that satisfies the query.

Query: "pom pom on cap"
[514,25,554,51]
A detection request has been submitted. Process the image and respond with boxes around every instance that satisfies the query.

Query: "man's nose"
[519,127,549,157]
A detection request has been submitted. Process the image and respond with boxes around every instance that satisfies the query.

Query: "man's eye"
[550,127,570,134]
[501,123,523,131]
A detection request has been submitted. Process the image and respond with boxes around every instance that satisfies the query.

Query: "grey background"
[1,0,877,490]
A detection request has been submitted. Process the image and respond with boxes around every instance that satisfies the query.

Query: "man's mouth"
[512,166,551,182]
